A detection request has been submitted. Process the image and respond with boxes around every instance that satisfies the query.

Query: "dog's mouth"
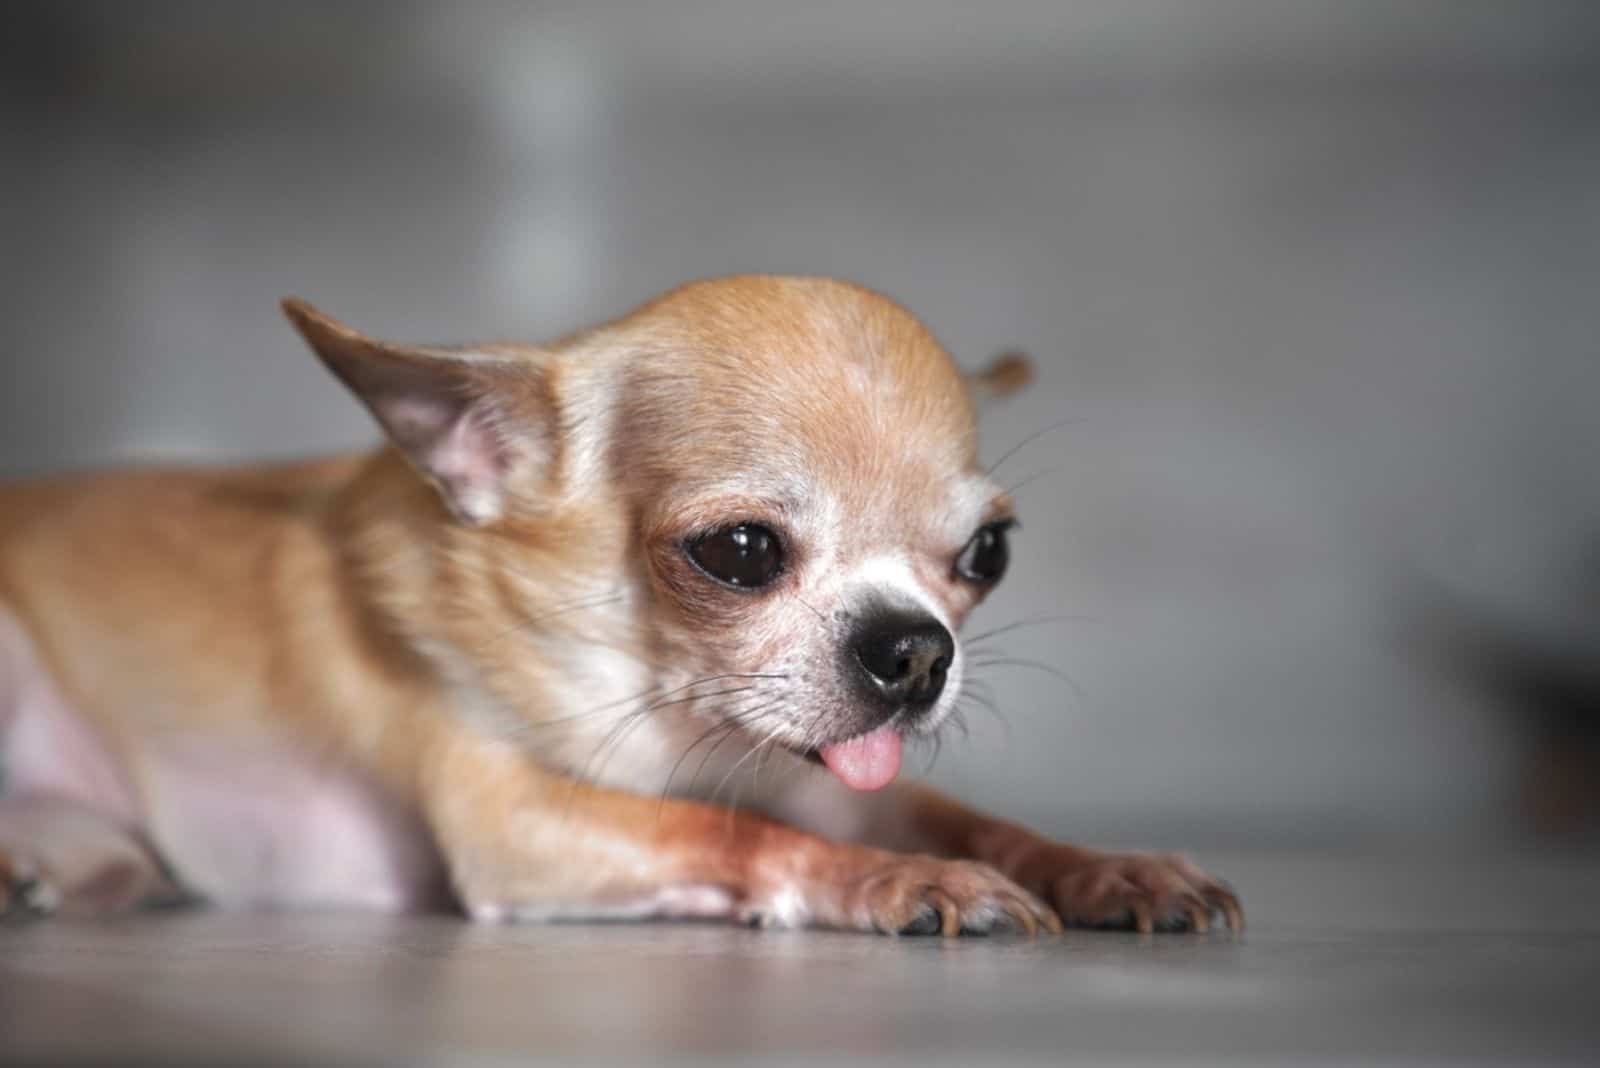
[794,723,904,792]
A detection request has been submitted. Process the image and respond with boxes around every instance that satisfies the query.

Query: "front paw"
[1034,849,1243,934]
[0,850,60,922]
[756,852,1063,937]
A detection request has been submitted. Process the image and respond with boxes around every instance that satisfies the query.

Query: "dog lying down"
[0,275,1240,935]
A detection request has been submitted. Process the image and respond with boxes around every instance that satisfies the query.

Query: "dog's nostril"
[851,613,956,708]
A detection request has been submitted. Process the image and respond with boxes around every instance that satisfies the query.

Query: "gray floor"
[4,850,1599,1066]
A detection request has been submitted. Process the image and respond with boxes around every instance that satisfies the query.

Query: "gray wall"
[5,1,1598,843]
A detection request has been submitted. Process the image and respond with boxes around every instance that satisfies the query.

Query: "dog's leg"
[0,796,176,918]
[1,602,170,918]
[419,732,1060,934]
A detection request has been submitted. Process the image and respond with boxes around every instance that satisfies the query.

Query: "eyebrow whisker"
[983,415,1085,477]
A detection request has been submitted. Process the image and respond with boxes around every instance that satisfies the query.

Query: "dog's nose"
[851,613,955,709]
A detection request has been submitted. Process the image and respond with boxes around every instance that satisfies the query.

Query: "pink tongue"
[818,725,903,791]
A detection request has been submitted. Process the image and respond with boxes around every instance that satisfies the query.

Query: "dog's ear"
[967,350,1034,404]
[282,299,543,525]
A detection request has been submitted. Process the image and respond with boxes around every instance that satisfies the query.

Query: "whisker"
[792,593,829,625]
[984,415,1084,477]
[506,671,788,736]
[658,696,782,807]
[580,678,788,793]
[1001,466,1066,497]
[958,682,1005,724]
[686,701,786,798]
[572,703,658,794]
[658,722,738,812]
[796,694,837,755]
[744,734,786,809]
[968,655,1085,700]
[711,731,783,813]
[473,590,626,653]
[771,753,815,792]
[957,690,1010,744]
[752,731,780,792]
[582,687,761,788]
[643,684,759,714]
[961,614,1101,648]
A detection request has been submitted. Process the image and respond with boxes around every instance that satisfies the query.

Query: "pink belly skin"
[0,608,141,824]
[142,735,451,911]
[2,606,451,912]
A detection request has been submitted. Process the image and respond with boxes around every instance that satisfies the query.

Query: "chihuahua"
[0,276,1239,935]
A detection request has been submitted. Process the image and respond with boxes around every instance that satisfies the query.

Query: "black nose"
[851,613,955,709]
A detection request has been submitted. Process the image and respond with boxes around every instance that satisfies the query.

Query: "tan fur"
[0,275,1239,934]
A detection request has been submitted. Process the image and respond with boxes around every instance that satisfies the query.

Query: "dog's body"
[0,276,1238,934]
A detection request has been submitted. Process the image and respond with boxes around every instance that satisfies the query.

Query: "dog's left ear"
[967,350,1034,404]
[282,299,545,525]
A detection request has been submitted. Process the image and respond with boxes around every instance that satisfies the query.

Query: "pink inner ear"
[383,394,508,524]
[382,395,451,440]
[431,407,508,522]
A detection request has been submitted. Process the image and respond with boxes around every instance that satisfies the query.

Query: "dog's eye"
[955,520,1014,584]
[687,524,784,589]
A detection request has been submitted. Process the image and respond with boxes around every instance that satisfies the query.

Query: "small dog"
[0,276,1239,935]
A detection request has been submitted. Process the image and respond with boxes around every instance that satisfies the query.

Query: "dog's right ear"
[282,299,544,525]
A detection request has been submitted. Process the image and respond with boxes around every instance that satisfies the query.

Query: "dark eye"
[955,520,1014,584]
[687,524,784,589]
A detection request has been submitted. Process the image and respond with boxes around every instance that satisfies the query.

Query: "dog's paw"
[1036,850,1243,934]
[0,850,60,923]
[792,853,1062,936]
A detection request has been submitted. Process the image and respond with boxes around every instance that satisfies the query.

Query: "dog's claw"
[928,889,961,936]
[1005,898,1039,937]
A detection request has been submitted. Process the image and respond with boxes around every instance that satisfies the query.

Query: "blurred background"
[3,0,1597,849]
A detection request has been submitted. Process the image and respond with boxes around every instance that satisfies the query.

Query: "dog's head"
[286,277,1030,793]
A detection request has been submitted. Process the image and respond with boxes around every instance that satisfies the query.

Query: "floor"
[3,850,1599,1066]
